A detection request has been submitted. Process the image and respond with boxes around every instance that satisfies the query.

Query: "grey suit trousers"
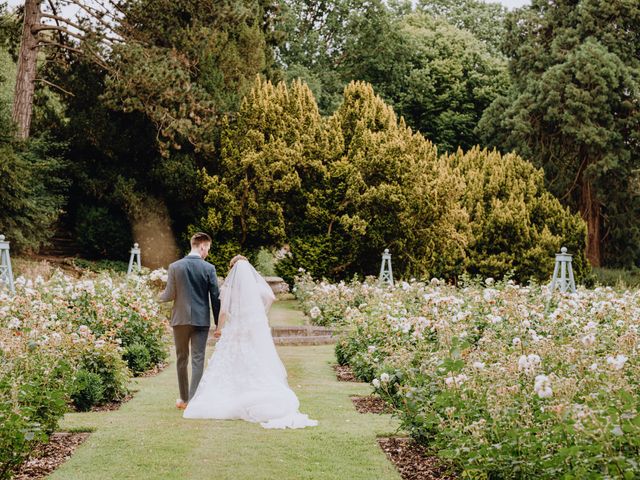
[173,325,209,402]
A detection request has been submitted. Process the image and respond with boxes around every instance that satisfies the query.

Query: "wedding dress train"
[183,260,318,429]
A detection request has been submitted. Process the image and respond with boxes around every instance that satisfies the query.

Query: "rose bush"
[0,270,170,479]
[295,270,381,327]
[296,274,640,479]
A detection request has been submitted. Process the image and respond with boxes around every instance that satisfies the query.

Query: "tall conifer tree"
[479,0,640,267]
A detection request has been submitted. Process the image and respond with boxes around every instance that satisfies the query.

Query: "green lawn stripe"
[50,302,401,480]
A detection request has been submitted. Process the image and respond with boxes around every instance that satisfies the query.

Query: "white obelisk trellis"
[379,249,394,286]
[0,235,15,294]
[549,246,576,294]
[127,243,142,275]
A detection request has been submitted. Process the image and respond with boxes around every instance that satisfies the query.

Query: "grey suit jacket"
[158,255,221,327]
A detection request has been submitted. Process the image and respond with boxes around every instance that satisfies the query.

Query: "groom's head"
[190,232,212,259]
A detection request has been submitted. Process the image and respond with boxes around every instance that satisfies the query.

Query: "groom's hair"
[190,232,212,248]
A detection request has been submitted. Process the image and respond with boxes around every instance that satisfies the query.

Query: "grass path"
[268,298,309,327]
[50,301,401,480]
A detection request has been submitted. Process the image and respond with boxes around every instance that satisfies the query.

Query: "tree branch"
[560,155,588,202]
[95,0,126,17]
[41,12,123,43]
[35,77,75,96]
[44,1,66,45]
[57,0,120,33]
[37,38,84,55]
[41,12,90,33]
[33,23,87,41]
[37,38,111,71]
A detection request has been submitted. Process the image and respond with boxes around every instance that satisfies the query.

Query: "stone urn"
[263,276,290,295]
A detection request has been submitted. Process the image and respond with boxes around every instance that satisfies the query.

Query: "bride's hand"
[213,328,222,339]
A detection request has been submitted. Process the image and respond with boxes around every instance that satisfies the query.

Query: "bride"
[183,255,318,429]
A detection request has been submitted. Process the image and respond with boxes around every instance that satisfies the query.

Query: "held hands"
[214,313,226,339]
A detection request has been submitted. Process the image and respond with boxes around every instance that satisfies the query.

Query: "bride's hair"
[229,254,248,269]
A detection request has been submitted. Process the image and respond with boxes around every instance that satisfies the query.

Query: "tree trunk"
[11,0,42,140]
[579,176,602,267]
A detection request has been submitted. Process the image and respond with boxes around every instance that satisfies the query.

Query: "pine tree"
[479,0,640,267]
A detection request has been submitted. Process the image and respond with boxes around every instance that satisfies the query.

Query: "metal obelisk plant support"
[379,249,394,287]
[549,246,576,294]
[127,243,142,275]
[0,235,15,294]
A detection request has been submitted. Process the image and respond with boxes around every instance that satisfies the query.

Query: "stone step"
[270,326,334,337]
[207,334,336,346]
[40,236,81,256]
[50,236,77,243]
[273,335,336,346]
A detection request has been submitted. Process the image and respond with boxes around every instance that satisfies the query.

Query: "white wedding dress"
[183,260,318,429]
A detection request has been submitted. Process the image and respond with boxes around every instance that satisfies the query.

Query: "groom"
[158,232,221,409]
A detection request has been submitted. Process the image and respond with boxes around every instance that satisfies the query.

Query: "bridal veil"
[183,260,318,429]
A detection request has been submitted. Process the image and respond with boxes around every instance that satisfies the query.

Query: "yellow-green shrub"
[448,147,589,283]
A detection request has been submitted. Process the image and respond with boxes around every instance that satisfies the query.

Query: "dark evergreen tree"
[479,0,640,267]
[280,1,508,151]
[0,98,67,251]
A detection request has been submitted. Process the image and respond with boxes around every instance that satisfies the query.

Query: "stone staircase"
[271,326,336,345]
[39,225,81,258]
[208,325,337,346]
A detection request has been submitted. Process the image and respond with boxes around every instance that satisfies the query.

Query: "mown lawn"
[50,302,400,480]
[268,298,309,326]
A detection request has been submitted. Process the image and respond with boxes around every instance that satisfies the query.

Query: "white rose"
[7,317,21,329]
[445,374,468,388]
[581,333,596,347]
[606,354,628,371]
[380,373,390,383]
[534,374,553,399]
[584,321,598,331]
[372,379,381,388]
[518,354,541,373]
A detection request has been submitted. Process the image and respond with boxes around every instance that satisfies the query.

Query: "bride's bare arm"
[214,312,227,338]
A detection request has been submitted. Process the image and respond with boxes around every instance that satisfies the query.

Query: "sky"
[492,0,531,8]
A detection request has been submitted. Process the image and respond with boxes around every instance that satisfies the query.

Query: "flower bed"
[296,274,640,479]
[0,271,170,479]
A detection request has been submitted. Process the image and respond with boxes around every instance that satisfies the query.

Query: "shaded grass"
[269,299,309,327]
[593,267,640,289]
[49,305,399,480]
